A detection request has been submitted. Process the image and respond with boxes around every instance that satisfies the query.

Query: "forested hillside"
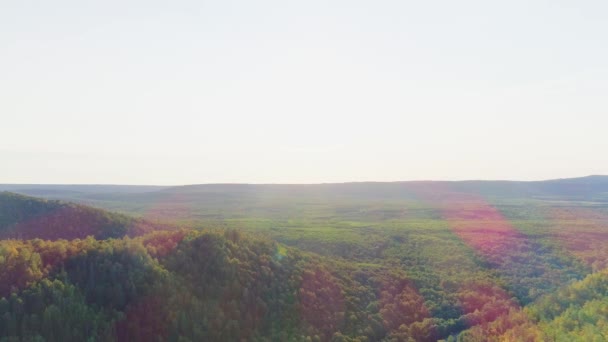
[1,178,608,341]
[0,192,165,240]
[0,229,444,341]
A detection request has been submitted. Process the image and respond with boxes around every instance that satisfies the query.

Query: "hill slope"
[0,192,163,240]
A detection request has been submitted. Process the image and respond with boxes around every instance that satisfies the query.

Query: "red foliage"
[115,294,170,341]
[299,266,345,340]
[141,230,188,258]
[379,278,430,331]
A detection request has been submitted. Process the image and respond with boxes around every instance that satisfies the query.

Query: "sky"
[1,0,607,185]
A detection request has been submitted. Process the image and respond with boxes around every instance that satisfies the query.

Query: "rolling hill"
[2,176,607,221]
[0,192,166,240]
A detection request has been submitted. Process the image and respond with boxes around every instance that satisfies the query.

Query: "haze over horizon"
[1,174,607,188]
[2,1,607,184]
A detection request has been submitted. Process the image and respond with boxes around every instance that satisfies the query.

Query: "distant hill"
[0,184,167,194]
[0,184,167,201]
[0,192,165,240]
[2,176,607,202]
[154,175,608,202]
[1,176,607,222]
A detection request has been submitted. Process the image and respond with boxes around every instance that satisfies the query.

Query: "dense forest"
[1,177,608,341]
[0,229,438,341]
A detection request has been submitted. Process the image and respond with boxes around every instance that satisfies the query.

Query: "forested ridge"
[1,183,608,341]
[0,192,165,240]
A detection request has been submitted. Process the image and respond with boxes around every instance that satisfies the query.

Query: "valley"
[1,176,608,341]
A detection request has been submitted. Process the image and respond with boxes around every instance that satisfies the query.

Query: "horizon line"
[0,175,605,187]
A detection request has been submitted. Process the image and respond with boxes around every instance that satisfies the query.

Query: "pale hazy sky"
[1,1,607,184]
